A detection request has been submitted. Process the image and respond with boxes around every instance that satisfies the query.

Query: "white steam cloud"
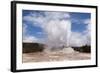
[23,11,91,48]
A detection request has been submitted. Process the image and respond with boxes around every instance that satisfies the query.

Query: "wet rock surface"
[22,51,91,63]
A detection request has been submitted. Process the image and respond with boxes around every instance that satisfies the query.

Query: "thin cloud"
[23,36,39,43]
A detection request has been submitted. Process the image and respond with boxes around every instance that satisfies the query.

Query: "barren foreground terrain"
[22,51,91,63]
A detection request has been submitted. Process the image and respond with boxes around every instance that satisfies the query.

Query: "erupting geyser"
[43,12,75,53]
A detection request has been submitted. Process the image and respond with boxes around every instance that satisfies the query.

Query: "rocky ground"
[22,51,91,63]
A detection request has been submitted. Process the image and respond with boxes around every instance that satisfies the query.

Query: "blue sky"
[22,10,91,46]
[70,12,90,32]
